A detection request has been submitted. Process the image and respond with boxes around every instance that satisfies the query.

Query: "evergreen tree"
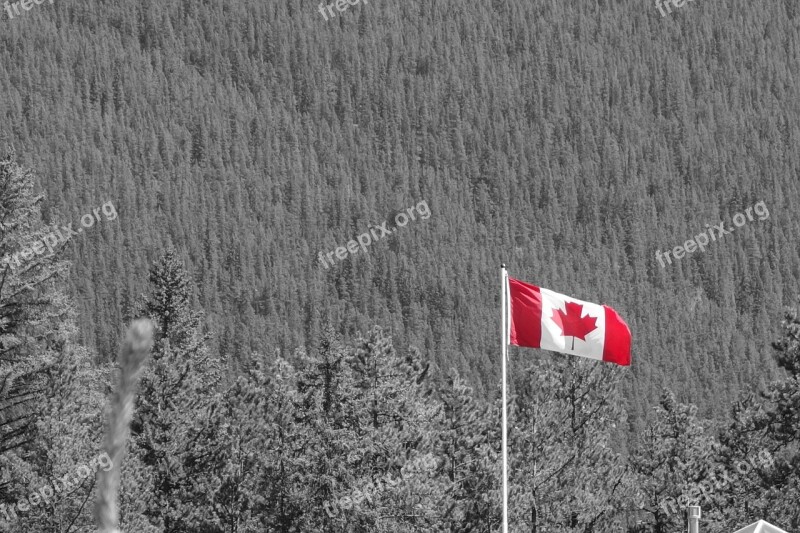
[510,357,628,532]
[291,328,358,532]
[755,299,800,529]
[0,150,72,457]
[129,249,221,531]
[709,394,779,532]
[0,152,112,532]
[432,371,500,532]
[629,390,715,533]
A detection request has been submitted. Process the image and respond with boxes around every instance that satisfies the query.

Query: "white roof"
[733,520,789,533]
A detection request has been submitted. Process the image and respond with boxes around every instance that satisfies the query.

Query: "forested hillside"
[3,0,800,529]
[1,0,799,425]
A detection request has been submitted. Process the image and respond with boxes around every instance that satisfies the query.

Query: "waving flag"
[498,269,632,533]
[506,276,631,366]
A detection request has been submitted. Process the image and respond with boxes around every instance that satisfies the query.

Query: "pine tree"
[187,360,277,532]
[629,390,715,533]
[0,150,72,457]
[709,394,779,532]
[432,371,500,532]
[510,357,628,532]
[343,329,437,532]
[0,151,111,532]
[128,249,221,531]
[292,327,359,532]
[753,299,800,529]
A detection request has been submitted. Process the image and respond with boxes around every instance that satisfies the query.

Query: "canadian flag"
[507,276,631,366]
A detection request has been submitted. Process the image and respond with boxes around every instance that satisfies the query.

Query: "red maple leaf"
[551,302,598,350]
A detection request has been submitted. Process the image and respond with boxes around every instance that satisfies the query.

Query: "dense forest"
[1,169,798,530]
[0,0,799,530]
[1,0,798,417]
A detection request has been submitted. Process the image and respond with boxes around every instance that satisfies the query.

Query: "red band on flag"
[602,305,631,366]
[508,277,542,348]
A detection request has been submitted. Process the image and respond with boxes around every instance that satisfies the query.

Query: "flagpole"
[500,263,509,533]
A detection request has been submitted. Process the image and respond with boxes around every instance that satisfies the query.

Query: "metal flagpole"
[501,263,509,533]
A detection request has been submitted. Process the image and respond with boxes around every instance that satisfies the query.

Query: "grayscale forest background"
[0,0,799,531]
